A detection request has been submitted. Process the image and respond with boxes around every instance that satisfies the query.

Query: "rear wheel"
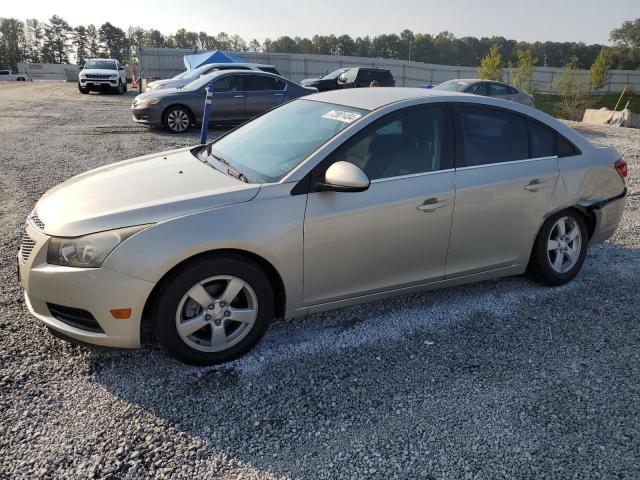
[153,255,274,365]
[530,209,588,286]
[163,106,192,133]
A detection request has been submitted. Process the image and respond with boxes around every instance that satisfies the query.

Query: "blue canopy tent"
[183,50,245,70]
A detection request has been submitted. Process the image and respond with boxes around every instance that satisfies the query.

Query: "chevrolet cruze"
[19,88,628,365]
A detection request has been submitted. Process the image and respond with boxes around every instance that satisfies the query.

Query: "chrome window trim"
[370,168,455,184]
[455,155,558,171]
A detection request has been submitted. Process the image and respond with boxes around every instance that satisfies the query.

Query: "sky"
[3,0,639,45]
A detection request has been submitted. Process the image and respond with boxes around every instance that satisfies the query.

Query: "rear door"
[446,104,559,277]
[243,74,288,118]
[209,74,246,123]
[303,105,455,305]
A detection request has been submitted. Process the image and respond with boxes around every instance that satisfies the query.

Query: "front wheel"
[78,83,89,94]
[153,255,274,365]
[163,106,192,133]
[530,209,588,286]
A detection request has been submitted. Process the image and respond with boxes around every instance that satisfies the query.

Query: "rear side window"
[467,83,488,95]
[459,106,528,166]
[0,70,10,75]
[528,120,556,158]
[245,75,282,91]
[488,83,510,96]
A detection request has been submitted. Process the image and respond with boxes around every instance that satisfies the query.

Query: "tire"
[78,83,89,94]
[114,80,125,95]
[530,209,588,286]
[163,106,192,133]
[153,255,274,365]
[122,81,128,93]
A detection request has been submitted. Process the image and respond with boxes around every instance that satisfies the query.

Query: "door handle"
[273,93,284,96]
[524,179,546,191]
[233,95,244,98]
[417,198,448,212]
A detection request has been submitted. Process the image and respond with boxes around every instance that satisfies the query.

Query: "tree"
[99,22,129,62]
[72,26,90,65]
[41,15,71,64]
[145,29,165,48]
[0,18,26,70]
[247,39,261,52]
[610,18,640,49]
[511,48,536,93]
[590,48,612,91]
[23,18,44,63]
[478,45,503,81]
[86,25,100,58]
[553,60,594,121]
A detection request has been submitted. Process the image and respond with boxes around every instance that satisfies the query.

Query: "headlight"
[136,97,161,106]
[80,74,86,78]
[110,74,118,78]
[47,225,150,268]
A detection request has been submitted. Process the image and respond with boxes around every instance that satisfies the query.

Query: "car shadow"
[88,241,640,478]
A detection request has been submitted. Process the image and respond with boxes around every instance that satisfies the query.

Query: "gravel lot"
[1,82,639,479]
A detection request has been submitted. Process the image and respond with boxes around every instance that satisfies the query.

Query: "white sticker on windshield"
[322,110,362,123]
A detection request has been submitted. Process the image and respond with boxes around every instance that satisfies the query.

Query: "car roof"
[197,69,289,82]
[193,62,275,71]
[306,87,470,110]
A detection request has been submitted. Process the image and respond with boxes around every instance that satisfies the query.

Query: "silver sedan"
[433,79,535,107]
[20,88,627,365]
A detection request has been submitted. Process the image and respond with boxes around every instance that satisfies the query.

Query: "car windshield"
[182,73,220,91]
[84,60,116,70]
[321,68,349,80]
[173,70,190,79]
[200,99,368,183]
[433,80,472,92]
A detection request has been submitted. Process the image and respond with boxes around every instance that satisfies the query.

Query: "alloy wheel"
[175,276,258,353]
[547,216,582,273]
[167,110,190,132]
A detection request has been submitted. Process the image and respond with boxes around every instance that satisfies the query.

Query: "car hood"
[81,68,117,75]
[134,88,184,102]
[34,147,260,237]
[301,78,321,86]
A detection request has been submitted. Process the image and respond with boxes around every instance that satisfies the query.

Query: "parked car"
[19,88,627,365]
[301,67,395,91]
[0,69,26,81]
[433,79,534,107]
[131,70,317,133]
[78,58,127,94]
[146,63,281,91]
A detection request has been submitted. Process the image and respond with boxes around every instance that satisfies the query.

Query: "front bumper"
[79,78,118,89]
[131,105,163,126]
[19,222,155,348]
[589,188,627,245]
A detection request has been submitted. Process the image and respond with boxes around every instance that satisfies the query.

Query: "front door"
[303,105,455,305]
[209,74,246,123]
[446,104,559,277]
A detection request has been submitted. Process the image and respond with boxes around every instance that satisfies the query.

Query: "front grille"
[47,303,104,333]
[85,74,111,79]
[19,232,36,262]
[30,212,45,230]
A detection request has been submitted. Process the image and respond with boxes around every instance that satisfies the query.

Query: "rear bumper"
[589,188,627,245]
[19,223,155,348]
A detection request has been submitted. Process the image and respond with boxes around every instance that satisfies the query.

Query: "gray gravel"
[1,82,639,479]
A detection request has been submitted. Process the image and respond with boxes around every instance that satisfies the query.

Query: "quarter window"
[335,106,446,180]
[528,120,556,158]
[488,83,510,96]
[459,106,529,166]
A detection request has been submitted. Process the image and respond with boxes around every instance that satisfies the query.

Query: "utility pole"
[408,40,412,62]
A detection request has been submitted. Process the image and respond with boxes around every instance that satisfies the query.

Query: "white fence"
[139,48,640,94]
[17,63,79,81]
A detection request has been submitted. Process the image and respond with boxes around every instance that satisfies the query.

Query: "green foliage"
[98,22,129,62]
[590,48,612,90]
[553,61,595,121]
[478,46,503,81]
[511,49,536,94]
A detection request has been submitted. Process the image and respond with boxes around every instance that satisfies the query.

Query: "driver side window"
[334,106,446,180]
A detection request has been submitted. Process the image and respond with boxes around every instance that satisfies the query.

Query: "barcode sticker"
[321,110,363,123]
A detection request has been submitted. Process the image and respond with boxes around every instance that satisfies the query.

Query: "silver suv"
[78,59,127,94]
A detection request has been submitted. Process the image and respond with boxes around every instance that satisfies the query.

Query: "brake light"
[615,159,628,181]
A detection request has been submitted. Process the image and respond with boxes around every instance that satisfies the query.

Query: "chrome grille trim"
[30,212,45,230]
[19,232,36,262]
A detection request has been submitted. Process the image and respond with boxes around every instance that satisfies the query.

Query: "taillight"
[615,159,628,181]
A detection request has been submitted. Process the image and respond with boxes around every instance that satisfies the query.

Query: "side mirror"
[318,161,370,192]
[338,74,347,83]
[118,66,124,71]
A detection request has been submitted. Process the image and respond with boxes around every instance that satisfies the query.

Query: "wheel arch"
[141,248,287,335]
[543,204,597,240]
[162,103,196,126]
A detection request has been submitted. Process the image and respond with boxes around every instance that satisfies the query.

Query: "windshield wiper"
[207,150,248,183]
